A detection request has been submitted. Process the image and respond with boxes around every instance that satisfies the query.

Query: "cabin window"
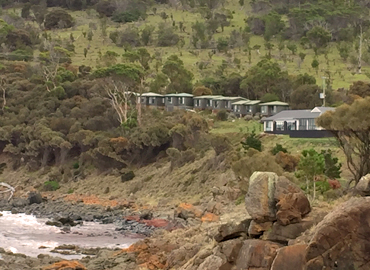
[287,121,296,130]
[246,106,251,112]
[236,105,241,112]
[206,100,212,107]
[261,106,266,113]
[194,99,200,106]
[179,97,184,104]
[225,101,229,108]
[272,106,277,113]
[149,97,155,104]
[167,97,172,104]
[265,121,273,131]
[308,118,316,130]
[141,97,146,103]
[214,101,219,108]
[276,121,284,131]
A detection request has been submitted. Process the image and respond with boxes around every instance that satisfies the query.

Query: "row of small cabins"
[140,92,290,117]
[140,92,335,138]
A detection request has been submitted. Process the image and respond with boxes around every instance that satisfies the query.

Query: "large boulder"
[220,239,243,264]
[245,172,310,224]
[248,220,272,237]
[305,197,370,270]
[263,217,314,243]
[356,174,370,195]
[214,219,251,242]
[245,172,278,222]
[235,239,282,270]
[271,244,306,270]
[28,191,43,205]
[196,255,226,270]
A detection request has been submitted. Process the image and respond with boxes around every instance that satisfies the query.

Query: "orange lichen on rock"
[43,261,86,270]
[201,212,220,222]
[177,203,203,218]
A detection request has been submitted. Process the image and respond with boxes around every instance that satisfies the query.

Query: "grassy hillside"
[30,0,370,90]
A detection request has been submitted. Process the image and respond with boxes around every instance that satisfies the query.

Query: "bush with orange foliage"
[110,137,129,153]
[275,151,300,172]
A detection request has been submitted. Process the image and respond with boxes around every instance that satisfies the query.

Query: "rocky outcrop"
[305,197,370,270]
[235,239,282,270]
[214,219,251,242]
[43,260,87,270]
[263,217,314,243]
[270,245,306,270]
[356,174,370,195]
[245,172,310,225]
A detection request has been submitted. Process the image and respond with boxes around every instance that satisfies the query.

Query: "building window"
[287,121,296,130]
[299,119,316,130]
[149,97,155,104]
[261,106,266,113]
[265,121,273,131]
[276,121,284,131]
[236,105,241,112]
[194,99,200,107]
[141,97,146,103]
[225,101,229,108]
[179,97,184,104]
[206,100,212,107]
[167,97,172,104]
[214,101,219,108]
[272,106,277,113]
[308,118,316,130]
[246,106,251,113]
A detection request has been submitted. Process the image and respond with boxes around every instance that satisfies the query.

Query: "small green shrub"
[67,188,74,194]
[271,143,288,155]
[73,162,79,169]
[121,171,135,182]
[43,181,60,191]
[241,130,262,152]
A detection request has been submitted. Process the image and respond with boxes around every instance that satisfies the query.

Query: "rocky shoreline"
[0,192,166,237]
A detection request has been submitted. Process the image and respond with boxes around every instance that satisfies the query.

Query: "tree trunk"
[358,24,363,74]
[41,147,50,167]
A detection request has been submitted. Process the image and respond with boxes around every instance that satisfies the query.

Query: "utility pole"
[322,76,326,107]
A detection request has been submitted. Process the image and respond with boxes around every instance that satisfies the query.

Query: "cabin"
[262,107,335,138]
[165,93,194,111]
[259,101,290,116]
[141,92,165,108]
[231,100,261,117]
[193,95,222,110]
[211,96,247,111]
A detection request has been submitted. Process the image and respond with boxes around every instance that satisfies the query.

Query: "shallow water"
[0,211,140,259]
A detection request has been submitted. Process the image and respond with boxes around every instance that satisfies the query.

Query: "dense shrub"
[241,130,262,152]
[271,143,288,155]
[210,135,232,155]
[96,0,116,16]
[216,110,228,121]
[43,180,60,191]
[232,151,283,178]
[44,9,74,29]
[112,10,144,23]
[275,151,299,172]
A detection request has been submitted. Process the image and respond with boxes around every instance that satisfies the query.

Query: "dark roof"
[262,110,321,121]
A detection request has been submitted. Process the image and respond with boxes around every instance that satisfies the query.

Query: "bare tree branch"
[0,182,15,201]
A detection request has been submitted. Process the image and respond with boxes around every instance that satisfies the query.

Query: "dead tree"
[0,183,15,201]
